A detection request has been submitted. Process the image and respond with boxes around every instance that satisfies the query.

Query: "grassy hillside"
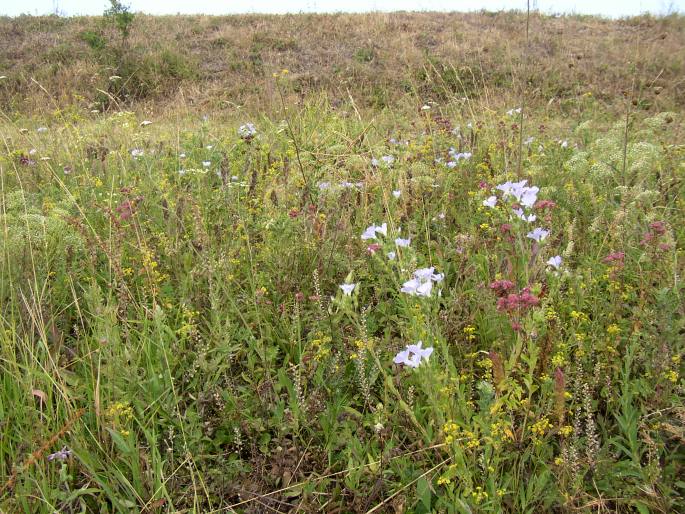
[0,12,684,117]
[0,11,684,514]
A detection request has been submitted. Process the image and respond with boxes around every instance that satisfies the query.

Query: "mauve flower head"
[367,243,382,254]
[497,288,540,313]
[489,279,515,296]
[534,200,556,210]
[603,252,625,264]
[640,232,654,246]
[649,221,667,235]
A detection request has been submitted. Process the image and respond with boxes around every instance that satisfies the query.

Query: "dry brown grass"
[0,11,683,117]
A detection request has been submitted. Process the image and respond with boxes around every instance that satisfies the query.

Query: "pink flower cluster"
[603,251,625,265]
[640,221,671,250]
[496,287,540,313]
[489,279,515,296]
[534,200,556,210]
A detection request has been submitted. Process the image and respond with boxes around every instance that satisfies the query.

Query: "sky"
[1,0,683,18]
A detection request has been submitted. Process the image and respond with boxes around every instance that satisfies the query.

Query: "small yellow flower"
[606,324,621,336]
[531,417,552,438]
[559,425,573,437]
[663,370,679,383]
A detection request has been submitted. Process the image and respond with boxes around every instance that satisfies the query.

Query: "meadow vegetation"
[0,9,684,514]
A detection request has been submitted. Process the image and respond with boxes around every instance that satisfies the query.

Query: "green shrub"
[79,29,107,51]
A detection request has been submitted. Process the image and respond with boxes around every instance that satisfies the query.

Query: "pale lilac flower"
[393,341,434,368]
[339,283,357,295]
[513,208,536,223]
[506,107,522,116]
[524,136,534,145]
[401,278,432,297]
[361,225,377,240]
[238,123,257,139]
[448,148,472,162]
[340,181,363,189]
[381,155,395,166]
[483,196,497,208]
[361,223,387,240]
[36,126,48,133]
[371,158,380,167]
[401,267,444,297]
[496,180,527,199]
[131,148,144,158]
[546,255,562,269]
[47,447,72,461]
[413,267,435,281]
[318,181,331,191]
[395,237,411,248]
[179,153,186,158]
[496,180,539,207]
[559,140,568,148]
[431,272,444,282]
[29,148,37,155]
[387,251,396,260]
[392,190,401,199]
[421,104,431,111]
[527,228,550,242]
[519,186,539,207]
[202,161,211,168]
